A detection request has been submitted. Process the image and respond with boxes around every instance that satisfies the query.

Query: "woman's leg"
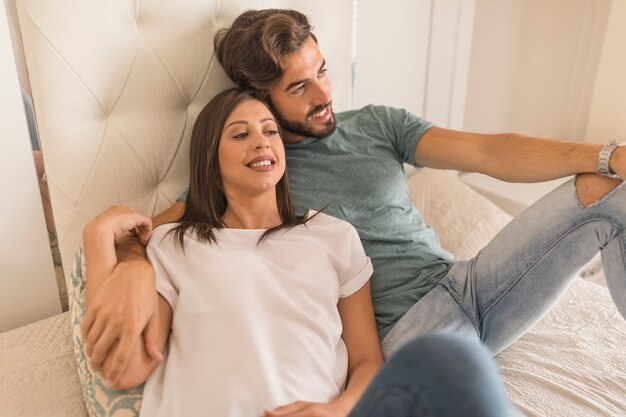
[349,333,510,417]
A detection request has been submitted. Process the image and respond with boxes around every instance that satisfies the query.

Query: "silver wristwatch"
[597,140,625,179]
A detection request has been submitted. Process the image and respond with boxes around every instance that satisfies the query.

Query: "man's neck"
[281,130,307,144]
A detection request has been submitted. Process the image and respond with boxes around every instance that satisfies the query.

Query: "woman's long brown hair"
[169,87,313,249]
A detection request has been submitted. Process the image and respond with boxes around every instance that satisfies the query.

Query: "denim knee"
[385,333,508,417]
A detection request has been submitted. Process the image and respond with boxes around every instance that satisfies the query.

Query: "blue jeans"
[348,333,508,417]
[381,178,626,356]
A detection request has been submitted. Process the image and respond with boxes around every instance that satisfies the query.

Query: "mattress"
[0,311,86,417]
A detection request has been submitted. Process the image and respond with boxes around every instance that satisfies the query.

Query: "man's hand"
[84,204,153,246]
[82,260,163,376]
[264,401,346,417]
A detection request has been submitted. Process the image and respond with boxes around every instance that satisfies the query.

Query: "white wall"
[353,0,431,116]
[0,3,60,332]
[464,0,611,140]
[585,0,626,144]
[353,0,475,129]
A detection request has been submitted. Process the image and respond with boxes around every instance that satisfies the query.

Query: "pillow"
[69,245,144,417]
[406,168,512,260]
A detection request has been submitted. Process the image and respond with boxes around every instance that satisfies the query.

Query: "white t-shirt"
[139,212,372,417]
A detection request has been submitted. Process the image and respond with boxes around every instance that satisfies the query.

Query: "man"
[82,9,626,386]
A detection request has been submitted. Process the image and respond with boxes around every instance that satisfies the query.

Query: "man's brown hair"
[214,9,317,99]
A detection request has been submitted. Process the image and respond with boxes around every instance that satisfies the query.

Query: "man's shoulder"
[335,104,410,134]
[336,104,397,122]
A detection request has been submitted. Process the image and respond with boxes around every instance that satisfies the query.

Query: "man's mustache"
[307,102,332,118]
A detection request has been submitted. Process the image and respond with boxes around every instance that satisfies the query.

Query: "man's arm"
[111,201,185,265]
[152,201,186,229]
[82,202,185,376]
[415,126,626,182]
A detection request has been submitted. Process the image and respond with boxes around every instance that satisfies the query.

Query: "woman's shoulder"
[304,210,358,235]
[147,222,181,248]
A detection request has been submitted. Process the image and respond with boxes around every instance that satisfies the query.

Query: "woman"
[83,88,509,417]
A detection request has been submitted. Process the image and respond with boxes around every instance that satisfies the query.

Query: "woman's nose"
[254,133,270,149]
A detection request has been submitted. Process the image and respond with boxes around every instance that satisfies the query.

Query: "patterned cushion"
[69,246,143,417]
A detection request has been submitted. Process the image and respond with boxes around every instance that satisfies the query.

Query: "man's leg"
[349,333,510,417]
[383,177,626,356]
[460,176,626,353]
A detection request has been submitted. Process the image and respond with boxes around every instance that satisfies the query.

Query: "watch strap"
[597,140,625,179]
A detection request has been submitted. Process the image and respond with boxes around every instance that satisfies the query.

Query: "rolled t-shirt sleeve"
[146,237,178,310]
[381,106,435,167]
[338,225,373,298]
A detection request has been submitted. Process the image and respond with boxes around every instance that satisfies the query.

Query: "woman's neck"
[222,193,282,230]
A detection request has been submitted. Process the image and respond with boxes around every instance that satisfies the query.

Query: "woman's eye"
[232,132,248,139]
[318,68,328,78]
[265,130,279,136]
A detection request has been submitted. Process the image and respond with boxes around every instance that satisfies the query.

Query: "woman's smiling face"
[218,99,286,198]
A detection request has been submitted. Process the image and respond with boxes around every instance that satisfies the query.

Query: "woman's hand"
[264,401,347,417]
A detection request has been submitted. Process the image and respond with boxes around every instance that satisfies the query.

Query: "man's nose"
[310,79,331,106]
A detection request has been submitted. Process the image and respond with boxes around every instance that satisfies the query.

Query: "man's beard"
[275,103,337,139]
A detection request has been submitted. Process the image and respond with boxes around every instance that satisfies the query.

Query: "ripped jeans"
[381,177,626,356]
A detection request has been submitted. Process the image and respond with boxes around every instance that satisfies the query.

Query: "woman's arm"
[265,282,383,417]
[333,281,383,413]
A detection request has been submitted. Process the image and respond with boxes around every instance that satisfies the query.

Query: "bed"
[1,167,625,416]
[1,0,625,415]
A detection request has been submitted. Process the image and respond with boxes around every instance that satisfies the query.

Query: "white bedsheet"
[498,278,626,416]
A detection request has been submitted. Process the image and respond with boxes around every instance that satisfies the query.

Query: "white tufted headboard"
[14,0,353,284]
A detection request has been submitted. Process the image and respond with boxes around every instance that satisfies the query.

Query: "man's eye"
[293,84,305,94]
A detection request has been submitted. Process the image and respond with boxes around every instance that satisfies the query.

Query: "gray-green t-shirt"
[284,105,454,339]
